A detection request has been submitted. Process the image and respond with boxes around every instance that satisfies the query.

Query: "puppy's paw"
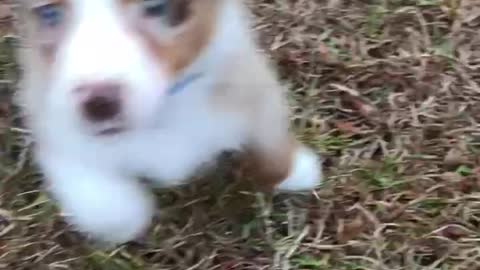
[62,184,154,245]
[275,145,322,192]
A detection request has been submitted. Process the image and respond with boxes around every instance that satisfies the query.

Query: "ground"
[1,0,480,269]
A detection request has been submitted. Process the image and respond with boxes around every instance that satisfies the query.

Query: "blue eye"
[35,4,63,28]
[144,0,168,17]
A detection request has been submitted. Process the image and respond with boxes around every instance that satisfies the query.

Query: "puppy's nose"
[77,81,122,122]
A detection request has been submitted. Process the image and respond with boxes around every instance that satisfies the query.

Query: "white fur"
[23,0,257,244]
[19,0,323,245]
[47,1,170,134]
[36,150,155,244]
[276,146,323,191]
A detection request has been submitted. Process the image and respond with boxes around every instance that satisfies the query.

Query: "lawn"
[2,0,480,269]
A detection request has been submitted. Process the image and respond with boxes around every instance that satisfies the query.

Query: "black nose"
[78,82,122,122]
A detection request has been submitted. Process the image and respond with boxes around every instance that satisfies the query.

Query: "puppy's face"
[20,0,218,136]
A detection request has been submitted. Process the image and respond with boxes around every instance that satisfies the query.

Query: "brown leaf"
[457,176,480,193]
[444,148,468,170]
[383,204,409,222]
[439,224,469,240]
[440,172,462,182]
[318,42,337,63]
[334,121,361,135]
[0,101,9,131]
[354,99,377,118]
[470,168,480,189]
[340,93,380,120]
[337,215,365,244]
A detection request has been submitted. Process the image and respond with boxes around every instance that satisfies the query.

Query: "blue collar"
[167,72,204,96]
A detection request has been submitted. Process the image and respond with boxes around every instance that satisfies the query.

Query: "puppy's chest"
[102,97,248,178]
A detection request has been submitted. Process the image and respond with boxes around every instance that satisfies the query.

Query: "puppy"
[15,0,323,245]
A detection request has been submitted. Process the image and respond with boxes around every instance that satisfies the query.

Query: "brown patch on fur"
[134,0,219,74]
[244,136,297,192]
[203,44,298,192]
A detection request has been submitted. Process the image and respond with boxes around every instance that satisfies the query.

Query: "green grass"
[357,157,405,190]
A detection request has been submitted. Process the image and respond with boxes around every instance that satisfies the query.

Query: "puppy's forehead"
[23,0,220,75]
[63,0,126,15]
[23,0,217,12]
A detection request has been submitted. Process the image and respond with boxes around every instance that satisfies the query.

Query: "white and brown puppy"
[16,0,323,245]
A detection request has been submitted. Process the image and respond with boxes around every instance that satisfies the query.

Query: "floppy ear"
[167,0,192,27]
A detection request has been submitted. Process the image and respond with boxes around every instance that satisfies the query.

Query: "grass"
[2,0,480,269]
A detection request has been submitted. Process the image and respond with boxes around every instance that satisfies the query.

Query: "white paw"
[48,174,155,245]
[276,145,323,192]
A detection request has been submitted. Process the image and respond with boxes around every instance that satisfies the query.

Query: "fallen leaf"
[318,42,334,63]
[439,224,469,240]
[340,92,380,120]
[444,148,468,170]
[0,101,9,131]
[334,121,362,135]
[337,215,366,244]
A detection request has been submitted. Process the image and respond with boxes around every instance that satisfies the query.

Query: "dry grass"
[2,0,480,269]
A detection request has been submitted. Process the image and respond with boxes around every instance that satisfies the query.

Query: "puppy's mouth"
[96,126,126,136]
[89,121,128,137]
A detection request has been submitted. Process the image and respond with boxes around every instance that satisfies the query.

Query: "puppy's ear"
[167,0,192,27]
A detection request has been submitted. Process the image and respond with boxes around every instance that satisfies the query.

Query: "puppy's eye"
[33,3,64,28]
[143,0,191,27]
[143,0,168,17]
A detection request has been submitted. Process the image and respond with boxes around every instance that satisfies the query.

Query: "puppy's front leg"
[36,151,155,245]
[248,134,323,193]
[247,93,323,192]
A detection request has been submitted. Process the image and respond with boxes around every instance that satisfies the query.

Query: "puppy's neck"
[171,1,258,91]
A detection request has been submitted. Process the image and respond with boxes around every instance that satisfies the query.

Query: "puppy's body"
[17,0,322,244]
